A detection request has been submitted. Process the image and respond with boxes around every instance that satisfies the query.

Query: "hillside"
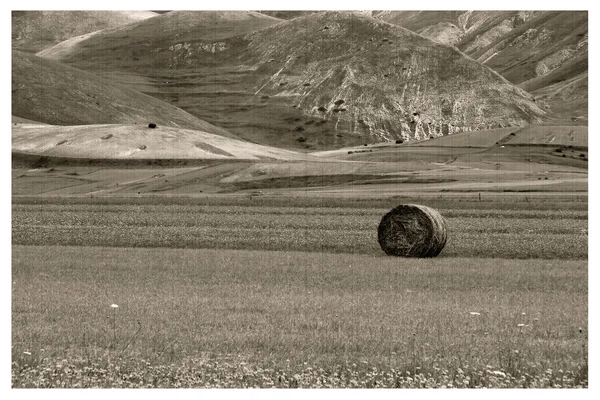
[12,10,158,53]
[42,11,546,150]
[12,51,236,138]
[38,10,283,63]
[12,124,312,161]
[465,12,587,85]
[376,11,588,118]
[373,11,469,45]
[258,11,317,20]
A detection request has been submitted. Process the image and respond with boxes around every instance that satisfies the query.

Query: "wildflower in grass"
[110,304,119,345]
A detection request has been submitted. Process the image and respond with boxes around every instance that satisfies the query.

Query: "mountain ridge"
[36,11,546,149]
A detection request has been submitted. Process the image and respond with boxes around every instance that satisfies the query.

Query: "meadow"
[11,195,588,387]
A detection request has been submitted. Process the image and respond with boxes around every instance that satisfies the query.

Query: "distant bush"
[396,139,403,144]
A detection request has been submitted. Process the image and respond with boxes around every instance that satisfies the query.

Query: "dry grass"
[12,246,587,388]
[11,195,587,387]
[11,199,587,259]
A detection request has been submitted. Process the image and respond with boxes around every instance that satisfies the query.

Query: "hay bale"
[377,204,447,257]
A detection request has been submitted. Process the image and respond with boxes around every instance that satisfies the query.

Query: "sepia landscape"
[11,10,587,388]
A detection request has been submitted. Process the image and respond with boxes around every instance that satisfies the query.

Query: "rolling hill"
[39,11,546,150]
[12,10,158,53]
[12,51,236,138]
[12,124,312,161]
[38,10,283,64]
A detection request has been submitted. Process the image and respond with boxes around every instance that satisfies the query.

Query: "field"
[11,194,588,388]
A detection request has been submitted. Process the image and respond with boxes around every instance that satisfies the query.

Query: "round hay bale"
[377,204,447,257]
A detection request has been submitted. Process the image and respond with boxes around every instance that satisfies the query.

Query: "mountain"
[12,51,236,138]
[12,10,158,53]
[39,11,546,150]
[376,11,588,118]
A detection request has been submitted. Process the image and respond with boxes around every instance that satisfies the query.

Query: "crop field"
[11,195,588,388]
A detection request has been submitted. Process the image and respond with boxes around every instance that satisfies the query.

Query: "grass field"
[11,195,588,387]
[12,198,587,259]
